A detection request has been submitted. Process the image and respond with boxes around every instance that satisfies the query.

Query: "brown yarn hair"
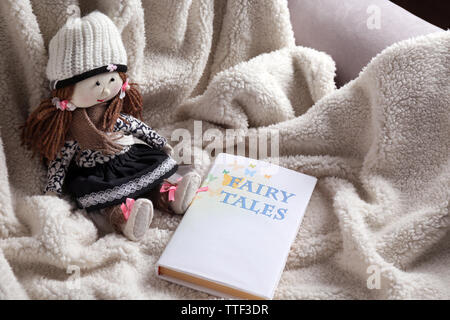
[21,72,143,162]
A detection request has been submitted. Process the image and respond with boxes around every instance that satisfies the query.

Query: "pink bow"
[107,64,118,72]
[160,181,179,202]
[52,97,76,111]
[160,178,209,202]
[196,186,209,193]
[60,100,70,110]
[120,198,135,220]
[119,78,130,99]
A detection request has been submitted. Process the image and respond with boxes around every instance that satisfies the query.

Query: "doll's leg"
[102,199,153,241]
[151,167,202,215]
[169,171,202,214]
[288,0,442,86]
[89,210,115,235]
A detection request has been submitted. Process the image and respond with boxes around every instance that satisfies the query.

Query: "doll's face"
[70,72,123,108]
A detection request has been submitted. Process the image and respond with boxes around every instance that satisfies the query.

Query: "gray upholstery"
[288,0,443,86]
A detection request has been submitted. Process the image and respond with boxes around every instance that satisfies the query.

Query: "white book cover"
[156,153,317,299]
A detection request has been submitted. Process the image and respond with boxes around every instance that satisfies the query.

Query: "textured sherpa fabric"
[0,0,448,300]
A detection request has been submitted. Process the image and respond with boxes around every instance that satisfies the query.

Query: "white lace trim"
[77,158,177,208]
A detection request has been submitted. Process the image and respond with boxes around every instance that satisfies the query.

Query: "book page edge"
[156,263,270,300]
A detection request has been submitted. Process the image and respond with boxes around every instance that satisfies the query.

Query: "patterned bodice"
[45,113,167,194]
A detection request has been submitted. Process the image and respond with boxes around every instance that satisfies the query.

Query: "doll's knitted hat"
[46,7,127,90]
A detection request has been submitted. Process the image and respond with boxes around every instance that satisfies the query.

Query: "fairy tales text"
[220,176,296,221]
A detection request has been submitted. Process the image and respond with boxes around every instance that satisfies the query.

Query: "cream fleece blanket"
[0,0,448,300]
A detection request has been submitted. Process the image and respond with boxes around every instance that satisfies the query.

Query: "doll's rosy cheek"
[80,88,97,102]
[112,82,122,95]
[71,85,97,107]
[86,95,98,105]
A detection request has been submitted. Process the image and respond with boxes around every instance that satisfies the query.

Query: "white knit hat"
[46,7,127,90]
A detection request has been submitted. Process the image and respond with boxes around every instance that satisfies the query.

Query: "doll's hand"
[162,143,174,157]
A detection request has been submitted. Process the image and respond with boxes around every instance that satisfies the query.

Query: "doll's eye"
[95,81,100,86]
[110,78,115,82]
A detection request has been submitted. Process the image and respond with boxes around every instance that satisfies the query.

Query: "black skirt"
[64,144,178,212]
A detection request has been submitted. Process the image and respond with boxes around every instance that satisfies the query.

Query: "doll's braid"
[21,85,74,161]
[101,72,143,131]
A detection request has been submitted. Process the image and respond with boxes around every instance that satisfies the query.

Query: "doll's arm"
[44,141,79,195]
[115,114,167,149]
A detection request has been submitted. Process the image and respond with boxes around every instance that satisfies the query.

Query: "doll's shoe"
[169,172,202,214]
[121,198,153,241]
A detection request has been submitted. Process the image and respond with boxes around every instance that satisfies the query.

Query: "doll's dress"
[45,113,178,212]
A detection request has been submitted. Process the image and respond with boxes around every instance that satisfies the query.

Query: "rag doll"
[21,10,202,241]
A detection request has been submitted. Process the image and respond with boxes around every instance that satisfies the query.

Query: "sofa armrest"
[288,0,443,86]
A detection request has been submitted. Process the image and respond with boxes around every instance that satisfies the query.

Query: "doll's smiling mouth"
[97,99,105,102]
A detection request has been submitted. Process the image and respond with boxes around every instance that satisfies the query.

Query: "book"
[156,153,317,299]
